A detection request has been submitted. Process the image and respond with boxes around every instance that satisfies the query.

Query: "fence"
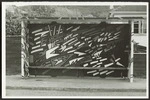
[6,36,21,75]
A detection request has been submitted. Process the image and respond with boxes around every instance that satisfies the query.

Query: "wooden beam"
[28,66,128,70]
[20,17,144,24]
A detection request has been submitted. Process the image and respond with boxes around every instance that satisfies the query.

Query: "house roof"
[114,5,146,12]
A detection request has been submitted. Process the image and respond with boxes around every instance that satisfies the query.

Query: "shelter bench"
[28,66,128,78]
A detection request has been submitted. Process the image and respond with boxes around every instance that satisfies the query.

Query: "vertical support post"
[21,19,29,78]
[128,20,134,83]
[130,35,134,83]
[21,20,25,77]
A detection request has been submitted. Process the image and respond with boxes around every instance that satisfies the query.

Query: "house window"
[134,21,139,33]
[133,20,147,34]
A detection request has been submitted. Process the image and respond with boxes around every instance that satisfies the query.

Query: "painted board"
[28,22,130,77]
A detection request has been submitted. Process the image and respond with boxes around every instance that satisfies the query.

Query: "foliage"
[6,5,56,35]
[6,5,110,35]
[6,9,21,35]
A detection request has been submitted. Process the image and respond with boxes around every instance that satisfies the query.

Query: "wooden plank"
[29,66,127,70]
[20,17,144,20]
[22,18,132,24]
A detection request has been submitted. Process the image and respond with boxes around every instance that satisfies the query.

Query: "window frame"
[133,20,147,35]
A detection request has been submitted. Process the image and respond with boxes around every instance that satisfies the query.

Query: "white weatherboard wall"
[133,35,147,47]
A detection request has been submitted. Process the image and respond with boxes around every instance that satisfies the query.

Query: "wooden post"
[21,20,25,77]
[21,19,29,78]
[128,20,134,83]
[21,11,30,78]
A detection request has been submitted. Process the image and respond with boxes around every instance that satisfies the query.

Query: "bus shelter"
[21,17,142,82]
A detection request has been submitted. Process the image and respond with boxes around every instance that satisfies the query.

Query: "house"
[110,5,147,77]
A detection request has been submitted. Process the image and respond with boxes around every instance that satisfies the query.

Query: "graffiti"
[28,23,130,77]
[21,21,29,77]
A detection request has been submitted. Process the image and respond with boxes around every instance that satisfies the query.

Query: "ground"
[6,89,146,96]
[4,75,147,98]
